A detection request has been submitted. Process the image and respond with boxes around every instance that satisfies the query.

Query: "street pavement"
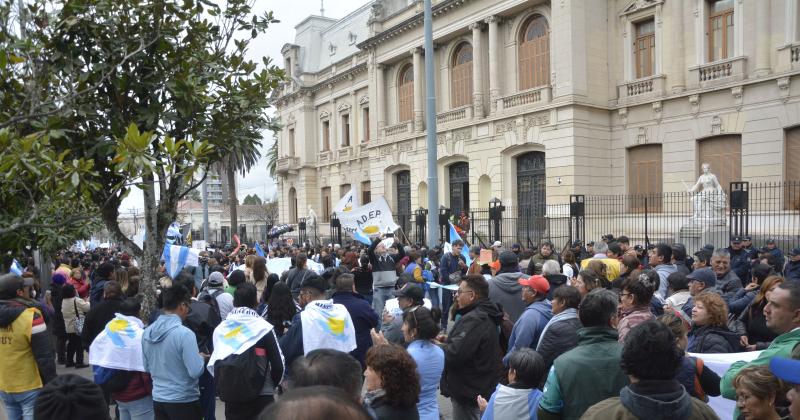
[1,353,455,419]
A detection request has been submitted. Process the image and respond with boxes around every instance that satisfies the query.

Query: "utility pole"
[424,0,439,249]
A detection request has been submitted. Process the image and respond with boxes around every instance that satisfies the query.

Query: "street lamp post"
[424,0,439,249]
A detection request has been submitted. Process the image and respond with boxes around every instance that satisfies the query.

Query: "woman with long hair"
[252,256,269,297]
[265,282,298,337]
[733,275,784,351]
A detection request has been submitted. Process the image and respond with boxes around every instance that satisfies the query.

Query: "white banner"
[333,185,360,213]
[335,196,398,236]
[689,350,763,419]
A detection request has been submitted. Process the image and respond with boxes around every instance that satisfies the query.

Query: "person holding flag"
[368,235,405,322]
[440,222,471,328]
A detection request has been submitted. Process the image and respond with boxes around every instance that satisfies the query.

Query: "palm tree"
[266,135,278,178]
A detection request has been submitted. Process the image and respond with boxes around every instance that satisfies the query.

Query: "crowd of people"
[1,233,800,420]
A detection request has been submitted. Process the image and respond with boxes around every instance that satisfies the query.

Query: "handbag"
[71,299,85,334]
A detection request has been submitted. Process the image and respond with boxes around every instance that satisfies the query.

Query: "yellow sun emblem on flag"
[327,317,345,335]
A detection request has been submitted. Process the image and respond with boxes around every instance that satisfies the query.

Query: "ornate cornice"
[357,0,473,50]
[274,62,368,106]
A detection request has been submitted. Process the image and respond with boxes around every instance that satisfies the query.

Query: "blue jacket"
[142,313,205,403]
[503,300,552,366]
[89,278,109,306]
[482,384,541,420]
[786,260,800,282]
[332,291,379,367]
[279,312,304,372]
[439,252,465,285]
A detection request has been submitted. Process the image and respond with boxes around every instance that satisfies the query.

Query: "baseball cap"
[512,243,521,250]
[770,357,800,384]
[207,271,225,287]
[393,283,424,302]
[571,240,583,247]
[586,241,595,246]
[742,235,752,241]
[687,267,716,289]
[300,274,328,293]
[492,241,502,248]
[499,251,519,267]
[767,238,776,245]
[730,236,742,243]
[519,275,550,295]
[789,247,800,256]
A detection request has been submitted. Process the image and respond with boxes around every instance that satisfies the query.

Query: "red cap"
[518,275,549,295]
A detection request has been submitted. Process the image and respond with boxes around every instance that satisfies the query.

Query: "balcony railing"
[617,74,665,101]
[689,56,746,86]
[276,156,300,174]
[383,122,410,137]
[436,106,471,126]
[498,86,551,112]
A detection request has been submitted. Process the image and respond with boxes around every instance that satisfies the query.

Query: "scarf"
[536,308,579,350]
[207,307,274,376]
[88,314,146,372]
[300,299,357,355]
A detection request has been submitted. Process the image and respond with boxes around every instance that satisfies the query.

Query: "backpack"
[199,289,223,319]
[93,366,133,393]
[214,345,268,403]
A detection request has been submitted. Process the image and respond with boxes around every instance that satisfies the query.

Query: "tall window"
[288,128,295,156]
[322,120,330,151]
[708,0,734,61]
[634,19,655,78]
[451,43,473,108]
[321,187,331,222]
[398,65,414,122]
[286,57,292,78]
[518,15,550,89]
[787,127,800,210]
[362,107,370,142]
[627,145,663,212]
[341,114,350,146]
[361,181,371,204]
[698,135,741,195]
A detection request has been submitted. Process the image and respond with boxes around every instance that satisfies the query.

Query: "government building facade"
[273,0,800,235]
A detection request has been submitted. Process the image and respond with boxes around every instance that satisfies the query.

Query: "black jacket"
[332,291,379,368]
[441,298,504,405]
[82,297,124,351]
[366,395,420,420]
[49,283,66,337]
[543,274,568,300]
[368,239,405,273]
[688,325,741,354]
[352,266,374,296]
[536,317,582,385]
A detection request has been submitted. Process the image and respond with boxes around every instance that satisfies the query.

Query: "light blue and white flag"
[207,307,275,376]
[352,227,372,246]
[89,314,146,372]
[254,242,266,258]
[9,259,23,276]
[442,222,472,266]
[301,300,356,355]
[162,244,200,279]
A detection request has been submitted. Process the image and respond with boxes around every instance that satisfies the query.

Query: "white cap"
[492,241,502,248]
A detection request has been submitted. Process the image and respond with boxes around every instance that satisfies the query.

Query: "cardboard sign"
[479,249,493,265]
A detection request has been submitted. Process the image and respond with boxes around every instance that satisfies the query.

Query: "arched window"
[450,43,473,108]
[398,65,414,122]
[518,14,550,90]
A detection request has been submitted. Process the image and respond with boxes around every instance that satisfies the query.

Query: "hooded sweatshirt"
[142,313,205,403]
[653,264,677,300]
[0,299,56,392]
[481,383,542,420]
[581,380,718,420]
[488,271,525,322]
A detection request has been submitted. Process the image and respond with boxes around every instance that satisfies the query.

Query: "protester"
[561,250,578,281]
[82,281,124,353]
[382,283,426,344]
[488,251,526,322]
[142,285,206,419]
[529,242,559,276]
[440,275,503,420]
[542,260,567,299]
[60,284,90,368]
[769,357,800,420]
[225,269,247,296]
[663,272,691,312]
[439,239,467,326]
[352,255,374,304]
[786,248,800,282]
[67,267,90,300]
[90,262,115,305]
[572,269,601,298]
[538,288,628,420]
[33,374,110,420]
[535,285,581,381]
[332,273,379,368]
[363,344,421,419]
[585,260,611,288]
[89,298,153,420]
[728,236,752,284]
[0,273,57,420]
[287,349,364,404]
[258,386,372,420]
[279,274,356,369]
[405,306,444,419]
[580,241,621,281]
[263,281,297,338]
[208,283,284,420]
[582,320,718,420]
[681,267,716,317]
[478,348,546,420]
[672,244,691,276]
[722,282,800,409]
[368,236,405,321]
[49,273,67,366]
[503,275,552,366]
[658,311,720,401]
[252,256,269,297]
[197,271,233,320]
[648,243,677,300]
[617,270,657,343]
[688,292,740,353]
[285,254,312,301]
[711,249,744,301]
[731,275,783,351]
[733,365,786,420]
[614,254,641,289]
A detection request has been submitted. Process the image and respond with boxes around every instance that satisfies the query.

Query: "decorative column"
[486,16,500,113]
[470,21,484,118]
[668,0,685,93]
[754,0,771,76]
[412,47,424,132]
[376,63,385,132]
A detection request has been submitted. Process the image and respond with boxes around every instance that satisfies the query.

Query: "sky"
[120,0,365,213]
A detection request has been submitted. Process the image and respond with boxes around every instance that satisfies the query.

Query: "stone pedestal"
[676,224,728,252]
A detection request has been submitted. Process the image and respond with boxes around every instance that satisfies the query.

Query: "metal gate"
[517,152,546,244]
[449,162,469,216]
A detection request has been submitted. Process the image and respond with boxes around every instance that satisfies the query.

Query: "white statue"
[687,163,727,224]
[307,206,317,230]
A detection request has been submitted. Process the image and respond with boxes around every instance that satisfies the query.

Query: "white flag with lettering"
[333,185,360,213]
[335,196,398,236]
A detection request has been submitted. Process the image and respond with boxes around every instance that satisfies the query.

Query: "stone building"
[273,0,800,236]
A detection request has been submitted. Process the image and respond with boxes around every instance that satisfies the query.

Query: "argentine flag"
[352,227,372,246]
[443,222,472,266]
[162,244,200,279]
[9,259,23,276]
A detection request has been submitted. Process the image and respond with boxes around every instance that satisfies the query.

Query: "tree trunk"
[227,164,238,245]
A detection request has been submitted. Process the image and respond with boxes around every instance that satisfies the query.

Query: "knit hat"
[207,271,225,287]
[51,272,68,286]
[499,251,518,267]
[34,374,110,420]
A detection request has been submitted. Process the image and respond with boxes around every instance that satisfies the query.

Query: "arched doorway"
[449,162,469,216]
[396,171,412,234]
[517,152,546,244]
[288,187,298,223]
